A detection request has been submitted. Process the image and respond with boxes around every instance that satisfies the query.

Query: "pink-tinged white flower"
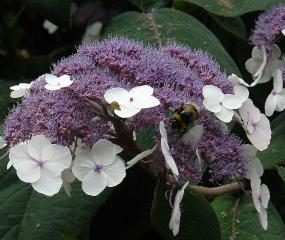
[169,181,189,236]
[245,45,281,86]
[159,121,179,177]
[9,135,72,196]
[104,85,160,118]
[126,144,157,169]
[44,74,73,91]
[265,69,285,116]
[72,139,126,196]
[10,83,31,98]
[202,85,245,123]
[239,99,271,151]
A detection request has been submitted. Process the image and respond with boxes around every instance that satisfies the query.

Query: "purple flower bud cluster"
[3,37,246,183]
[250,4,285,50]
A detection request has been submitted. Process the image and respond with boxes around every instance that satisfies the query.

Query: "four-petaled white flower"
[43,20,58,34]
[9,135,72,196]
[239,99,271,151]
[245,45,281,86]
[265,69,285,116]
[72,139,126,196]
[159,121,179,177]
[202,85,246,123]
[10,83,31,98]
[0,136,7,149]
[104,85,160,118]
[169,181,189,236]
[44,74,73,91]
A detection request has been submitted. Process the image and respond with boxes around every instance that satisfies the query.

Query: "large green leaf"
[0,157,111,240]
[128,0,165,11]
[103,8,240,75]
[258,112,285,169]
[151,183,221,240]
[21,0,71,28]
[178,0,284,17]
[211,194,285,240]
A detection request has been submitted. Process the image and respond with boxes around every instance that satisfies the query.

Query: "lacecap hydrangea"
[3,37,247,184]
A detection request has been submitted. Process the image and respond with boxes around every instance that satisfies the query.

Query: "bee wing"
[181,124,204,150]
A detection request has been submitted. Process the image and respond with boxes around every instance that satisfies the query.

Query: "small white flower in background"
[44,74,73,91]
[43,20,58,34]
[159,121,179,177]
[0,136,7,149]
[228,74,250,102]
[245,45,282,86]
[239,99,271,151]
[9,135,72,196]
[126,144,157,169]
[104,85,160,118]
[72,139,126,196]
[282,29,285,36]
[169,181,189,236]
[243,144,269,230]
[202,85,246,123]
[265,69,285,116]
[10,83,31,98]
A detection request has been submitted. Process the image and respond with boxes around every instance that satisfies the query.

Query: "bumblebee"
[171,103,199,132]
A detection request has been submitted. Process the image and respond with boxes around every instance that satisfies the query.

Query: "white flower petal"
[126,144,157,169]
[202,85,223,101]
[45,74,59,85]
[234,85,249,103]
[228,74,249,87]
[251,176,262,212]
[265,93,277,117]
[91,139,123,166]
[16,163,41,183]
[215,106,233,123]
[282,29,285,36]
[27,135,52,161]
[114,104,141,118]
[0,137,7,149]
[72,150,94,181]
[273,69,283,92]
[203,99,221,113]
[82,171,107,196]
[129,85,154,97]
[258,206,268,230]
[239,99,261,124]
[43,20,58,34]
[58,75,73,88]
[7,160,12,170]
[131,95,160,109]
[161,139,179,176]
[103,156,126,187]
[260,184,270,209]
[104,87,129,104]
[44,84,62,91]
[32,168,62,196]
[159,121,168,142]
[10,89,26,98]
[276,91,285,112]
[222,94,243,109]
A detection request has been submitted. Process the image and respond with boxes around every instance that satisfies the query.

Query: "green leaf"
[258,112,285,169]
[210,15,247,40]
[211,194,285,240]
[128,0,165,11]
[179,0,284,17]
[151,183,221,240]
[0,157,111,240]
[103,8,240,75]
[21,0,71,28]
[277,166,285,182]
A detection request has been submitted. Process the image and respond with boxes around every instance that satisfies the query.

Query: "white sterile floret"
[228,74,250,102]
[239,99,271,151]
[0,136,7,149]
[159,121,179,177]
[245,45,282,86]
[43,20,58,34]
[282,29,285,36]
[126,144,157,169]
[202,85,245,123]
[169,181,189,236]
[265,69,285,116]
[104,85,160,118]
[9,135,72,196]
[44,74,73,91]
[10,83,31,98]
[72,139,126,196]
[243,144,263,180]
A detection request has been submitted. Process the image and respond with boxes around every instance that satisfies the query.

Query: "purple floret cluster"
[3,37,247,183]
[250,4,285,50]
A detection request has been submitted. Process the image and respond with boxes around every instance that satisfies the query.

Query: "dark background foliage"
[1,0,285,239]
